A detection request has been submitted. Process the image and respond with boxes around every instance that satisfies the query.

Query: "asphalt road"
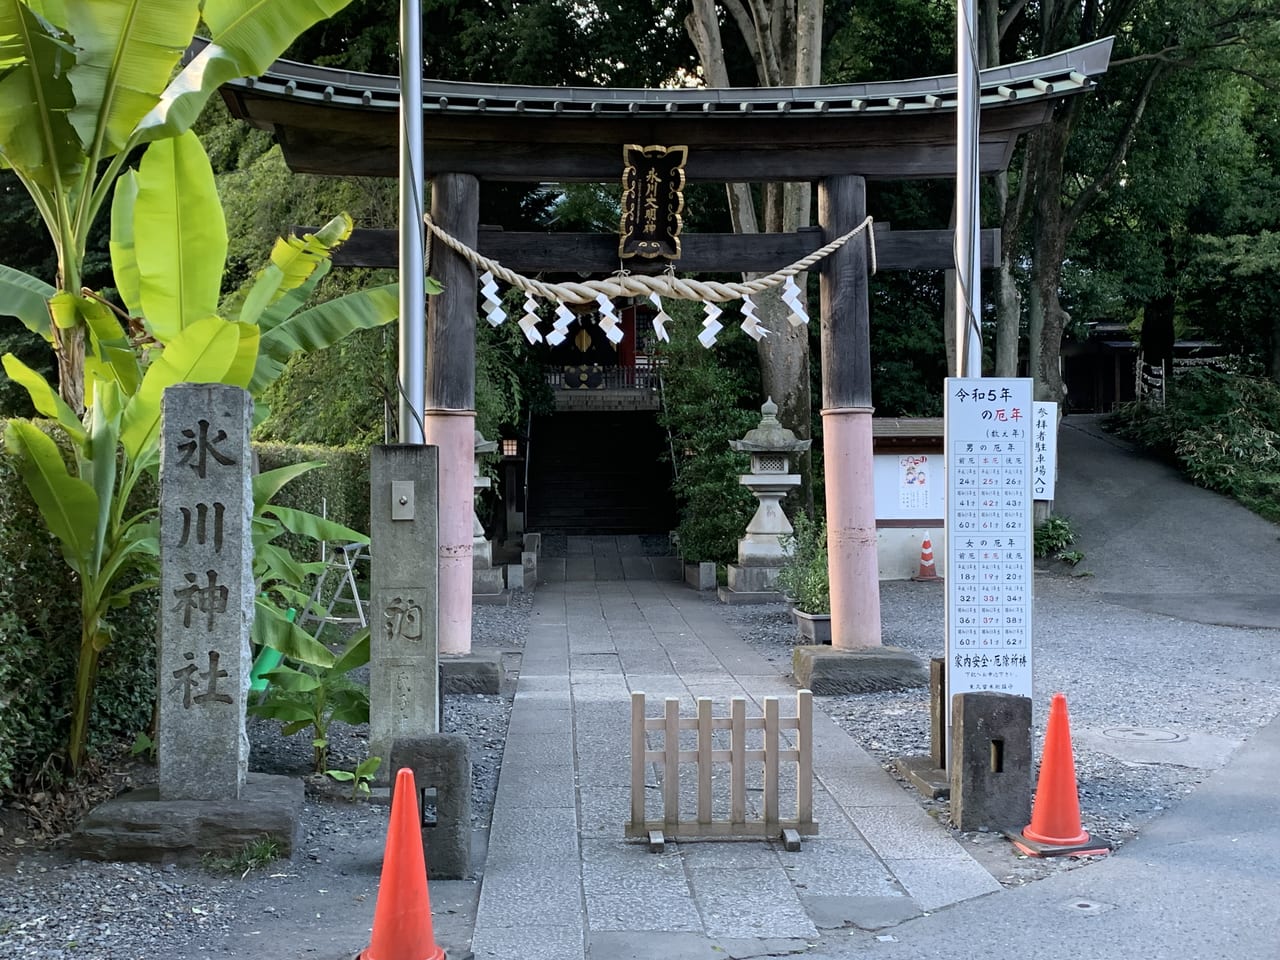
[1052,415,1280,629]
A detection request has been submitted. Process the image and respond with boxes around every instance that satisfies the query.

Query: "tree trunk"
[52,321,86,416]
[1271,312,1280,385]
[1026,273,1043,389]
[686,0,821,512]
[943,268,958,376]
[993,169,1023,378]
[981,0,1024,379]
[1027,116,1072,402]
[1031,233,1068,403]
[1140,292,1176,380]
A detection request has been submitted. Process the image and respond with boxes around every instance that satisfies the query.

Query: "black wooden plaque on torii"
[619,144,687,260]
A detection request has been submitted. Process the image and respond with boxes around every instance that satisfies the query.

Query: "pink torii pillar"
[425,173,478,655]
[819,175,882,649]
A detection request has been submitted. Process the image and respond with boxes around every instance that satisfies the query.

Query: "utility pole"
[398,0,426,442]
[955,0,983,377]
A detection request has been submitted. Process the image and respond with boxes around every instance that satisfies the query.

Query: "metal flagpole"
[398,0,426,443]
[954,0,983,378]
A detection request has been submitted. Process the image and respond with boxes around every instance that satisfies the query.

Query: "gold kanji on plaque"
[619,144,687,260]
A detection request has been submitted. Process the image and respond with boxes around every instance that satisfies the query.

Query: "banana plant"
[0,0,360,413]
[250,628,371,773]
[1,127,419,769]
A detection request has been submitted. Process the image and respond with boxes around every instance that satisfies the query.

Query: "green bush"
[1109,370,1280,523]
[775,512,829,614]
[656,305,758,563]
[1033,515,1077,558]
[0,421,157,789]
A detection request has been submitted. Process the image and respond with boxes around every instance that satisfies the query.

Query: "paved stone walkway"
[472,579,997,960]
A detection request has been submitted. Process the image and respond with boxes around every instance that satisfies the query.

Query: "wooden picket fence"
[626,690,818,844]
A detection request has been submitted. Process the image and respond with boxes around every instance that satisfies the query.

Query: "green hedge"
[0,427,371,789]
[0,421,157,789]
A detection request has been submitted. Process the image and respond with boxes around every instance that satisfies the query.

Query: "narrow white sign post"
[944,378,1035,754]
[1032,402,1058,500]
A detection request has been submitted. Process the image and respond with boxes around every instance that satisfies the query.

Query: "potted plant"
[775,514,831,643]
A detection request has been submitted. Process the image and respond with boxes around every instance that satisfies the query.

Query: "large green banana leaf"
[250,284,399,394]
[118,314,240,458]
[84,383,119,570]
[109,169,142,316]
[251,460,323,513]
[66,0,199,156]
[0,1,82,191]
[238,214,352,327]
[222,321,260,389]
[134,0,357,144]
[3,419,98,576]
[252,599,336,668]
[0,263,54,340]
[262,503,368,545]
[330,628,370,676]
[1,352,85,441]
[133,129,227,340]
[255,259,331,333]
[79,293,141,396]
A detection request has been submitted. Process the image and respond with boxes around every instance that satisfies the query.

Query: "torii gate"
[221,38,1113,658]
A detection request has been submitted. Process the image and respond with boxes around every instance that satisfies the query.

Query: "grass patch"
[202,836,281,877]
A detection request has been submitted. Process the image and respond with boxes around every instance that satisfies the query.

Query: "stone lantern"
[722,398,812,602]
[472,429,505,598]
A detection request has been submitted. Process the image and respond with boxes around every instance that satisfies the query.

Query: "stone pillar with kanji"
[158,384,255,801]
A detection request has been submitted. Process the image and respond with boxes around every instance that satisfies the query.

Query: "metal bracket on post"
[391,480,415,520]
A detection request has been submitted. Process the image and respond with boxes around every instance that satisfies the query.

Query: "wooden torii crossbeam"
[220,38,1114,656]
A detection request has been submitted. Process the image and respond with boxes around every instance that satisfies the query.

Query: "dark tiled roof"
[228,38,1112,119]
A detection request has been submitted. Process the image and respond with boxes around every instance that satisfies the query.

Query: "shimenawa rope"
[421,213,877,304]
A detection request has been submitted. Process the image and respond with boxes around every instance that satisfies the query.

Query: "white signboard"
[1032,402,1058,499]
[944,378,1034,738]
[873,454,944,520]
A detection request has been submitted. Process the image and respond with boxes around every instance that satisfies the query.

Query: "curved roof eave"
[218,37,1113,180]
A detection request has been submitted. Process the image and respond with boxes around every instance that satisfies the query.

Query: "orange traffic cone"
[360,768,446,960]
[912,534,942,581]
[1008,693,1110,858]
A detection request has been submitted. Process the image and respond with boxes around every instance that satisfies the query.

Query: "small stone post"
[158,384,254,801]
[369,445,441,763]
[949,692,1032,831]
[720,398,811,603]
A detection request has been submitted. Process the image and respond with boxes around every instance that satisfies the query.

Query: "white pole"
[954,0,983,378]
[398,0,426,443]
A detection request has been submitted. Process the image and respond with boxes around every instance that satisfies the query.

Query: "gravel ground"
[0,594,529,960]
[726,573,1280,883]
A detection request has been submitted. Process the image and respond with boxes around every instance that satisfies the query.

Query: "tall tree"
[290,0,696,86]
[684,0,824,507]
[1009,0,1280,401]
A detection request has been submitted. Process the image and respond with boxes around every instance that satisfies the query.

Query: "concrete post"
[369,445,440,762]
